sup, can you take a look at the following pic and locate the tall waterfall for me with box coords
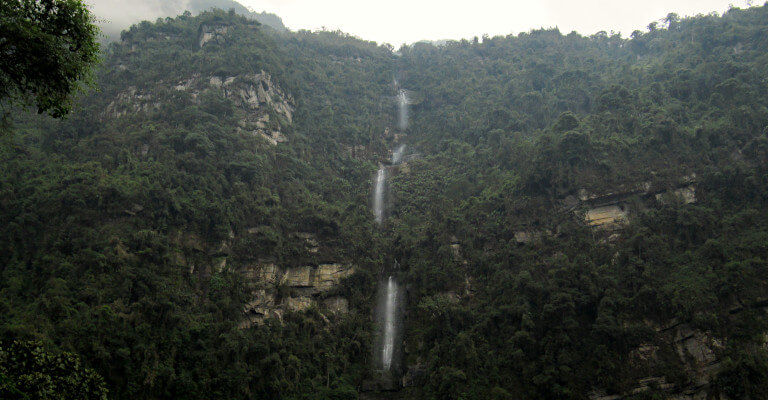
[381,276,399,370]
[368,83,411,378]
[372,160,403,372]
[397,90,409,131]
[373,167,387,224]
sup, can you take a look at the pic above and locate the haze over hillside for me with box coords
[91,0,285,40]
[90,0,757,46]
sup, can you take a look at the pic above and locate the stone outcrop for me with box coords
[105,71,295,146]
[198,24,229,48]
[169,230,234,278]
[656,186,696,204]
[241,262,355,326]
[323,297,349,314]
[449,235,461,258]
[569,176,698,231]
[591,318,735,400]
[585,205,628,229]
[315,263,356,290]
[165,229,351,327]
[279,263,355,291]
[104,86,161,118]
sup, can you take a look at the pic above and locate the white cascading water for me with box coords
[370,85,409,373]
[381,276,399,370]
[397,90,408,131]
[392,144,406,165]
[373,167,387,224]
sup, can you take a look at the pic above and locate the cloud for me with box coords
[87,0,753,44]
[88,0,192,38]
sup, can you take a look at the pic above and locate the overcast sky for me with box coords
[242,0,755,44]
[90,0,756,45]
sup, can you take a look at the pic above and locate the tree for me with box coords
[0,341,108,399]
[0,0,100,120]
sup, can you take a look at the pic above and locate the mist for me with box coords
[90,0,188,39]
[89,0,256,40]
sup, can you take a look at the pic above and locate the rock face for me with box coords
[166,228,353,327]
[105,71,295,146]
[198,24,229,48]
[279,263,355,291]
[571,178,697,231]
[585,205,628,229]
[169,230,234,279]
[591,319,735,400]
[656,186,696,204]
[215,71,295,145]
[241,262,355,327]
[315,263,356,290]
[323,297,349,314]
[104,86,161,118]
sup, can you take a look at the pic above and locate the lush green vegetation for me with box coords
[1,4,768,399]
[0,0,101,120]
[390,5,768,399]
[0,340,108,399]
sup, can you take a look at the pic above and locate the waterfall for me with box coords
[373,167,387,224]
[381,276,399,370]
[367,83,411,380]
[397,90,408,131]
[392,144,406,165]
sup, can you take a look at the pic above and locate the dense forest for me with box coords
[2,3,768,399]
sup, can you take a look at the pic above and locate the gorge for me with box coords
[1,4,768,400]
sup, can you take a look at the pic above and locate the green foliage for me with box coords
[0,340,108,399]
[1,4,768,400]
[386,4,768,399]
[714,351,768,398]
[0,0,100,119]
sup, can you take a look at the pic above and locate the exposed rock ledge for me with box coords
[589,307,768,400]
[198,24,229,48]
[104,70,295,147]
[511,177,698,244]
[568,175,698,230]
[241,262,355,327]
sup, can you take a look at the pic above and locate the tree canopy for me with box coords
[0,0,100,119]
[1,4,768,399]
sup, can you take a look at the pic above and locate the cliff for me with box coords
[241,262,355,326]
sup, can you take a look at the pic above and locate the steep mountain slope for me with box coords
[1,5,768,400]
[2,10,393,399]
[389,7,768,399]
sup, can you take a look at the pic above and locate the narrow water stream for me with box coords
[371,91,410,372]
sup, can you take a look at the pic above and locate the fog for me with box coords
[88,0,756,44]
[89,0,197,39]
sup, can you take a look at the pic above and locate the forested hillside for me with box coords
[2,4,768,400]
